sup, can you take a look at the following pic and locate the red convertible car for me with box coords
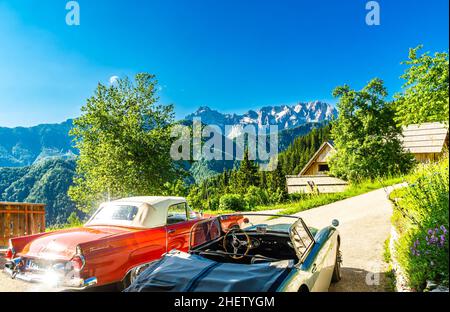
[3,196,206,290]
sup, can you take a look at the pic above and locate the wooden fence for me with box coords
[0,202,46,247]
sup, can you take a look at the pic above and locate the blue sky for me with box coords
[0,0,448,127]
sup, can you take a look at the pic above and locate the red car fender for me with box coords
[9,232,50,259]
[77,226,167,286]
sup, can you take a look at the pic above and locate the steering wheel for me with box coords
[222,228,251,259]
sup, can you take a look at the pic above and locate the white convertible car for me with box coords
[125,213,342,292]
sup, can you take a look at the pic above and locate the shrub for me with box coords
[245,186,270,209]
[392,154,449,290]
[219,194,248,211]
[207,196,220,211]
[288,192,308,202]
[268,188,286,205]
[67,211,83,227]
[46,211,84,232]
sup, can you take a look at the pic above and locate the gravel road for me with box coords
[0,186,399,292]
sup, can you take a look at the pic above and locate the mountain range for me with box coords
[0,119,76,167]
[185,101,336,139]
[0,102,336,168]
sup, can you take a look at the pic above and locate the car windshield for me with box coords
[91,204,139,222]
[189,213,313,252]
[219,214,298,233]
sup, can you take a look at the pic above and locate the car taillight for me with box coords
[6,240,15,259]
[5,248,14,260]
[71,245,85,271]
[71,255,85,271]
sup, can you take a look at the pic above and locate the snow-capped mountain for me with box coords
[185,101,337,138]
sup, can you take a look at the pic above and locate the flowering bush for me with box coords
[391,154,449,290]
[411,226,448,256]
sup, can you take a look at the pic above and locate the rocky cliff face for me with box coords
[185,101,336,138]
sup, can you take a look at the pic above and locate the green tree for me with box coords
[235,149,259,191]
[162,179,189,197]
[69,73,177,213]
[329,78,414,182]
[267,163,286,194]
[395,46,449,126]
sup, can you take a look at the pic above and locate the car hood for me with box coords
[19,226,137,261]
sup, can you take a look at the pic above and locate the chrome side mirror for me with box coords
[331,219,339,227]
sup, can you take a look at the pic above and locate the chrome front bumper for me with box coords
[3,259,98,290]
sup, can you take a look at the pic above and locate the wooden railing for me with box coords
[0,202,46,247]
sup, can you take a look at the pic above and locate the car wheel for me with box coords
[119,264,150,291]
[331,244,342,283]
[117,274,131,291]
[298,284,309,292]
[129,266,143,285]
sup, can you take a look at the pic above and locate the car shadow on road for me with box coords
[329,267,393,292]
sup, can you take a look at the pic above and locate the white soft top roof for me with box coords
[86,196,187,228]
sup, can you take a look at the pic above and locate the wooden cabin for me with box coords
[298,141,335,176]
[401,122,449,163]
[286,122,448,195]
[0,202,46,247]
[286,141,348,194]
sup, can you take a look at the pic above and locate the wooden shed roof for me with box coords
[298,141,335,176]
[401,122,449,154]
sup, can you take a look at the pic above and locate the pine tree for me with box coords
[236,149,259,191]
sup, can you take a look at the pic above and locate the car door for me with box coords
[309,237,334,291]
[166,202,199,252]
[290,218,328,291]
